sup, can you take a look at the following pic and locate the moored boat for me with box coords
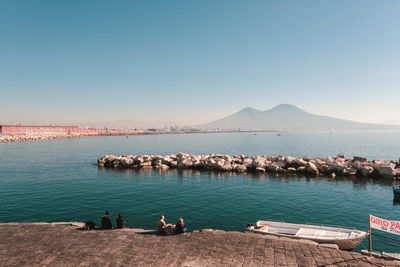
[245,220,368,250]
[393,186,400,199]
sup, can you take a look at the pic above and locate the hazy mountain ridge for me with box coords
[197,104,400,131]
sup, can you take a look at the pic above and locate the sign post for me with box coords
[369,214,400,235]
[369,214,400,256]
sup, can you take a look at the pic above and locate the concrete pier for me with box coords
[0,223,398,266]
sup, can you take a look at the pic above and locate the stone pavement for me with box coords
[0,223,399,266]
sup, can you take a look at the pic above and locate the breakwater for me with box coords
[98,153,400,179]
[0,133,98,143]
[0,130,250,143]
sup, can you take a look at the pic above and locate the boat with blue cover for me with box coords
[393,186,400,198]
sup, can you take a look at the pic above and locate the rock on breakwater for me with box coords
[98,153,400,179]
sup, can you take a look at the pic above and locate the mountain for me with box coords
[197,104,400,131]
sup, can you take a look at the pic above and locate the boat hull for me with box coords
[393,187,400,199]
[246,228,366,250]
[246,221,368,250]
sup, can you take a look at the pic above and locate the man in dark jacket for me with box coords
[116,213,125,229]
[101,211,112,229]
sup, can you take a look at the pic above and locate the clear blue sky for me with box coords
[1,0,399,125]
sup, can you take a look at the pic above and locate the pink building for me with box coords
[0,125,78,135]
[0,125,144,135]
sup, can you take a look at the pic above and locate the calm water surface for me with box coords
[1,131,400,251]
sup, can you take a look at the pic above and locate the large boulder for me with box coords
[332,161,346,172]
[192,160,201,168]
[375,164,395,177]
[234,164,247,173]
[352,161,361,170]
[268,163,280,172]
[224,155,233,163]
[274,161,286,168]
[343,167,357,176]
[185,160,193,167]
[177,159,187,168]
[252,158,266,168]
[295,158,307,166]
[222,163,233,171]
[326,156,334,165]
[306,162,319,175]
[133,157,144,165]
[155,164,169,170]
[152,159,162,166]
[121,157,133,167]
[285,156,295,165]
[320,165,333,173]
[315,158,326,166]
[361,166,374,177]
[242,158,253,167]
[162,157,172,165]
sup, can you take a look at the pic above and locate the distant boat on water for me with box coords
[393,186,400,199]
[246,220,367,250]
[393,179,400,199]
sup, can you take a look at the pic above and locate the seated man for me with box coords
[116,213,125,229]
[157,215,175,235]
[101,211,113,229]
[157,215,167,234]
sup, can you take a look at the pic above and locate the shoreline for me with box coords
[0,130,273,143]
[0,222,398,266]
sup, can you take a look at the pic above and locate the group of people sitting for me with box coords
[101,211,126,229]
[157,215,185,235]
[90,211,185,235]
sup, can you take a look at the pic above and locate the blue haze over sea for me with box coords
[1,131,400,251]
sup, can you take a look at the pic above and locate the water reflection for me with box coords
[98,167,394,187]
[393,198,400,206]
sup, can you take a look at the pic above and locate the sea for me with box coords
[1,131,400,252]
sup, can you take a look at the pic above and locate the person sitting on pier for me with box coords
[101,211,112,229]
[157,215,175,235]
[175,218,185,234]
[116,213,125,229]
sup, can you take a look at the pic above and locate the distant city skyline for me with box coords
[1,0,399,125]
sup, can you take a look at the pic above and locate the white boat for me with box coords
[245,220,368,250]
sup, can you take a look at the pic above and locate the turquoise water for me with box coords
[1,131,400,251]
